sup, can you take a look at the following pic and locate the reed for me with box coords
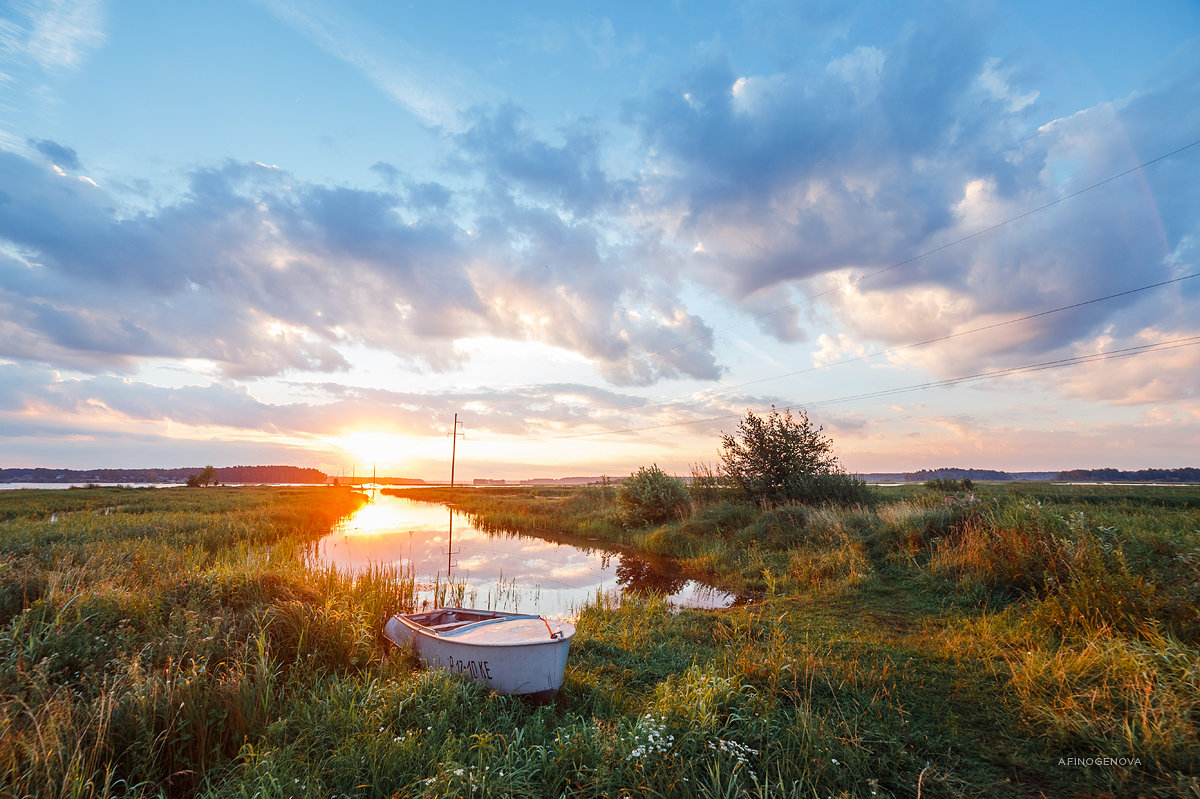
[384,482,1199,796]
[1,482,1196,797]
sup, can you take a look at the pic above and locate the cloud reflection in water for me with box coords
[313,493,738,618]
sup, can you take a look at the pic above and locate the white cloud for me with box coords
[0,141,722,385]
[826,45,885,99]
[254,0,481,128]
[978,57,1038,112]
[729,73,788,115]
[811,332,866,368]
[1052,328,1200,406]
[0,0,105,71]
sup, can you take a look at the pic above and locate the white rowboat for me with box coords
[384,608,575,702]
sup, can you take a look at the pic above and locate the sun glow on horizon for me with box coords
[329,431,430,474]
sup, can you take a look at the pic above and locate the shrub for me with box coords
[719,407,873,507]
[618,465,691,527]
[186,465,218,487]
[923,477,973,492]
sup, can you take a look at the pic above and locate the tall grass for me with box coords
[0,487,375,797]
[388,482,1200,796]
[2,483,1196,797]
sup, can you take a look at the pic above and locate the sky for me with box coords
[1,0,1198,481]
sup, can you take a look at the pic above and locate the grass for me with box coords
[1,482,1197,797]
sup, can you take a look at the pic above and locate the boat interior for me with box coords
[409,608,516,633]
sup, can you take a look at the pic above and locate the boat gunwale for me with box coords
[390,610,575,648]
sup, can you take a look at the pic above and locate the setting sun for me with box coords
[2,2,1197,795]
[329,431,426,474]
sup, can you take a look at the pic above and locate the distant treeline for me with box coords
[332,476,427,486]
[1055,467,1200,483]
[902,468,1057,482]
[901,467,1200,483]
[0,465,328,484]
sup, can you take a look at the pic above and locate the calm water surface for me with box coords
[313,493,738,619]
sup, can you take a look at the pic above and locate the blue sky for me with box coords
[1,0,1198,480]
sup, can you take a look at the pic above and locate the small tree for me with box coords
[618,465,690,527]
[186,465,218,487]
[719,407,869,506]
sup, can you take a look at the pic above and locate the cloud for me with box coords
[833,403,1200,473]
[0,141,720,384]
[442,104,720,384]
[620,11,1199,398]
[0,0,105,72]
[254,0,481,128]
[979,57,1038,112]
[623,17,1015,302]
[27,137,81,169]
[0,361,741,452]
[825,46,885,100]
[4,0,1198,449]
[1051,329,1200,406]
[811,332,867,368]
[454,104,632,218]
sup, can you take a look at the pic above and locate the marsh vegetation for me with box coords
[0,480,1196,797]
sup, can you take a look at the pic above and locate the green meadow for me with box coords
[1,483,1196,798]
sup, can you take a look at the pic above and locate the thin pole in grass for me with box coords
[447,507,455,578]
[450,413,465,487]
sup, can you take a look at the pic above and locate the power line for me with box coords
[550,335,1200,439]
[617,271,1199,414]
[644,136,1200,361]
[803,335,1200,408]
[477,138,1200,444]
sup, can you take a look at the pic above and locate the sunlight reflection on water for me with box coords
[312,493,739,618]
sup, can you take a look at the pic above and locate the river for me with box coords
[312,493,738,619]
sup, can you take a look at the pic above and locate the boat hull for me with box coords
[384,608,574,702]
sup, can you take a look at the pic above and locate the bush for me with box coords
[924,477,974,492]
[186,465,218,487]
[618,465,691,527]
[719,407,873,507]
[804,472,876,507]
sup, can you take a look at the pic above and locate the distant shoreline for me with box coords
[2,465,1197,486]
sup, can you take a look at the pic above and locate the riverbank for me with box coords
[391,481,1200,795]
[1,484,1195,797]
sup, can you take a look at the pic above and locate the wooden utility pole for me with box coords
[450,413,464,487]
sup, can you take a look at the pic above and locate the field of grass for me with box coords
[1,483,1196,797]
